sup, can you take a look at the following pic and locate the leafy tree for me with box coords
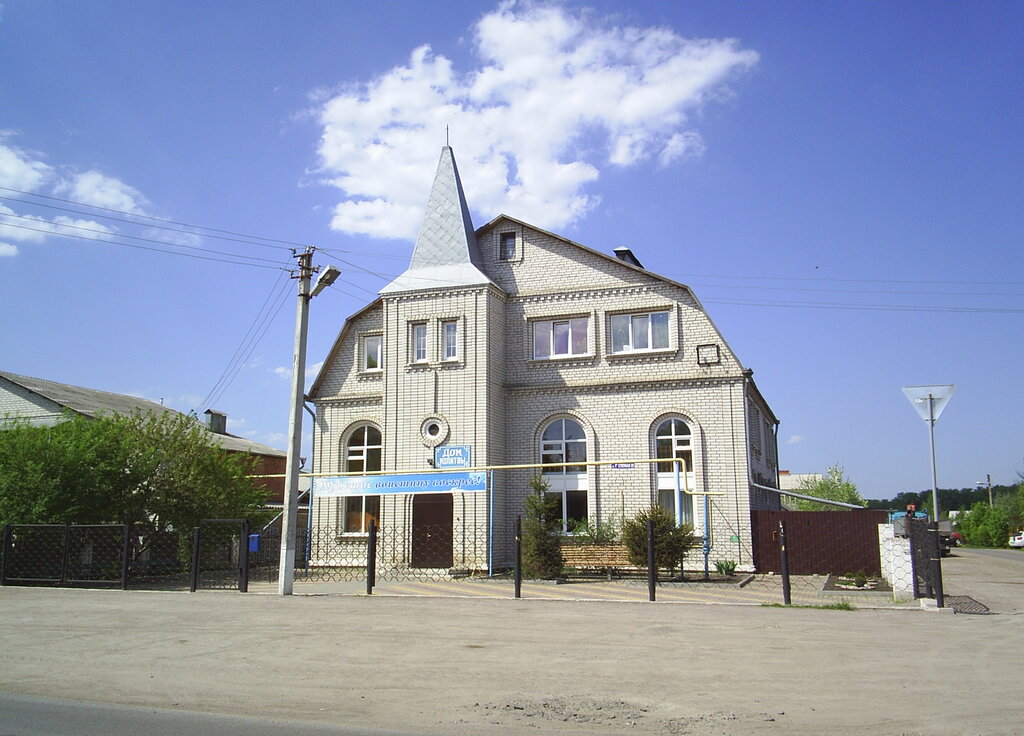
[0,411,267,531]
[521,477,563,579]
[794,464,865,511]
[621,506,695,573]
[958,502,1011,547]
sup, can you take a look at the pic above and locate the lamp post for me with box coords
[902,385,955,521]
[277,252,339,595]
[976,473,992,508]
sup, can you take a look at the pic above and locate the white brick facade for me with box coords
[308,148,780,573]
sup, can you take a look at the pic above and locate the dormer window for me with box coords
[499,232,516,261]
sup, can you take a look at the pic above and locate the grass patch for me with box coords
[762,601,856,611]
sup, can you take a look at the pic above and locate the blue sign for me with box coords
[610,463,635,469]
[435,445,471,469]
[315,471,486,497]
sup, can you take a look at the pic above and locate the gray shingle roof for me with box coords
[0,370,285,458]
[380,146,494,294]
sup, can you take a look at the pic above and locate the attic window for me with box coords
[499,232,516,261]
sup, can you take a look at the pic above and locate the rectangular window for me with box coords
[499,232,516,261]
[363,335,382,371]
[532,318,588,359]
[411,323,427,363]
[343,495,380,534]
[610,311,670,353]
[442,320,458,360]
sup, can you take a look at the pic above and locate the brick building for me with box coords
[308,146,780,572]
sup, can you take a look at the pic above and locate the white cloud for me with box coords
[0,141,53,192]
[0,142,164,257]
[0,242,18,257]
[0,202,114,245]
[54,170,148,214]
[273,366,291,379]
[787,434,804,445]
[314,1,758,239]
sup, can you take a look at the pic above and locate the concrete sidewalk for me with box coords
[263,573,909,609]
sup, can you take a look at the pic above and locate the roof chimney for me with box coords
[204,409,227,435]
[613,247,644,269]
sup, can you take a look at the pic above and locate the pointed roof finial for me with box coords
[446,125,449,147]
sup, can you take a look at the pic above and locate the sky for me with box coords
[1,1,1021,500]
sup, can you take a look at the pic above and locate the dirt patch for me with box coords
[464,698,777,734]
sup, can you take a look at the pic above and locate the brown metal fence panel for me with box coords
[751,510,889,575]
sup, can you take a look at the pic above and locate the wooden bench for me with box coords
[559,542,635,579]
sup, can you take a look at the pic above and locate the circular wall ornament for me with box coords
[420,415,450,447]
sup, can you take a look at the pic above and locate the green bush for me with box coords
[521,477,563,579]
[714,559,737,576]
[959,502,1011,547]
[621,506,695,572]
[567,516,619,544]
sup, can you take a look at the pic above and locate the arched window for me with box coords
[655,418,694,524]
[342,425,381,533]
[540,417,588,532]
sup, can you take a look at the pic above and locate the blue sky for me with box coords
[1,1,1021,500]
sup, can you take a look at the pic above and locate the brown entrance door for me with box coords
[411,493,454,568]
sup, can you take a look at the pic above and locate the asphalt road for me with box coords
[0,693,417,736]
[1,547,1021,736]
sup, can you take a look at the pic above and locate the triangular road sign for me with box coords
[902,384,956,422]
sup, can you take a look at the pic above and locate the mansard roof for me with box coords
[380,146,494,295]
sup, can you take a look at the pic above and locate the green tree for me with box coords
[521,477,563,579]
[0,411,267,531]
[794,464,865,511]
[620,506,695,573]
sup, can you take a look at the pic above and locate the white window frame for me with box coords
[610,310,670,354]
[532,317,589,359]
[342,425,382,535]
[540,417,589,533]
[442,320,458,361]
[362,334,382,372]
[655,418,694,526]
[410,322,427,364]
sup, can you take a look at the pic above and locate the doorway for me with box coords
[411,493,453,568]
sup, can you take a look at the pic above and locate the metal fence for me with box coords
[0,521,253,592]
[907,517,945,607]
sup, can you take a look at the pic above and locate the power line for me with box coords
[0,185,308,250]
[0,213,288,265]
[197,272,295,412]
[688,280,1024,298]
[669,270,1024,288]
[703,298,1024,314]
[0,194,303,252]
[0,221,289,270]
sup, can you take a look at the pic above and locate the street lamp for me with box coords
[277,251,336,595]
[902,385,956,521]
[976,473,992,508]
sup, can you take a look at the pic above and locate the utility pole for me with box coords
[278,248,313,595]
[977,473,993,508]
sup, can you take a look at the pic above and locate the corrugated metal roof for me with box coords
[0,370,285,457]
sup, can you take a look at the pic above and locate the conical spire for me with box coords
[380,146,492,294]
